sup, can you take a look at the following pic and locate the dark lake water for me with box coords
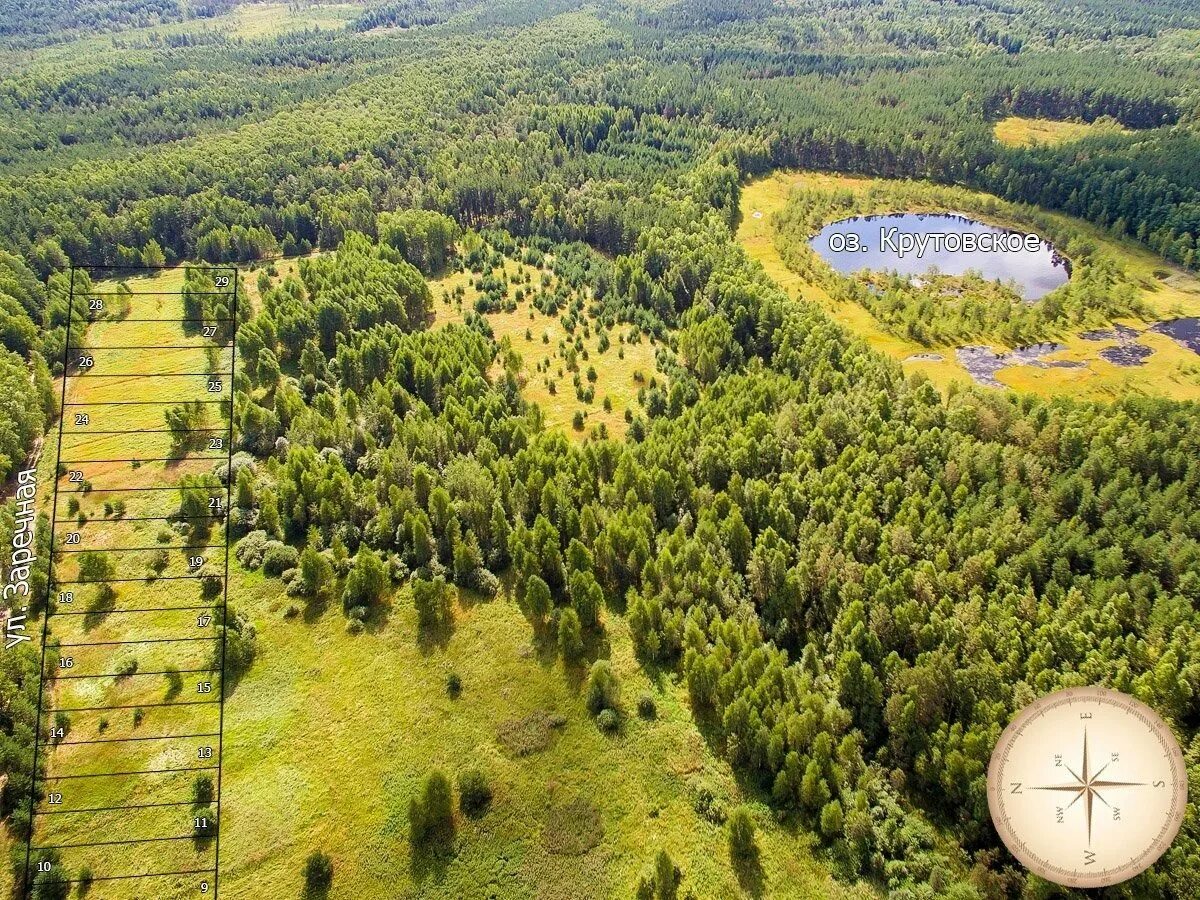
[1150,318,1200,354]
[810,213,1070,300]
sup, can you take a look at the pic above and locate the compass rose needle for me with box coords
[1083,728,1093,844]
[1030,729,1146,844]
[1086,782,1094,845]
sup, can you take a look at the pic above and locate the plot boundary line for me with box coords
[19,263,238,898]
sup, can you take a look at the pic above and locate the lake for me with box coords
[810,213,1070,300]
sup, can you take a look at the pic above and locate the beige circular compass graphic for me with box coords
[987,686,1187,888]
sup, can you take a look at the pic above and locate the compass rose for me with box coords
[1030,728,1144,844]
[987,686,1187,888]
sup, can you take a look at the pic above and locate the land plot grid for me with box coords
[21,264,240,899]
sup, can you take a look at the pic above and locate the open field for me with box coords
[213,575,866,900]
[225,2,363,39]
[992,116,1127,147]
[429,259,660,441]
[739,170,1200,401]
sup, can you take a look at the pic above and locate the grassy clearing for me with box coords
[0,3,358,78]
[992,116,1127,147]
[429,259,660,441]
[216,578,866,899]
[739,170,1200,401]
[226,3,362,39]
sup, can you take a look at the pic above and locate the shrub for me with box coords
[199,568,223,600]
[728,806,757,859]
[262,541,299,577]
[694,785,727,825]
[412,575,454,631]
[458,768,492,815]
[446,672,462,698]
[558,607,583,660]
[525,574,552,623]
[164,668,183,700]
[342,546,389,614]
[596,708,619,732]
[472,567,500,597]
[820,799,844,838]
[212,606,256,684]
[192,774,215,808]
[585,660,620,715]
[148,548,169,576]
[297,546,334,601]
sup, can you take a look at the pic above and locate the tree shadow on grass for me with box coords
[361,598,392,635]
[301,591,331,625]
[409,830,455,887]
[562,630,612,694]
[733,851,766,899]
[529,620,560,667]
[82,584,117,631]
[416,617,453,655]
[632,652,676,693]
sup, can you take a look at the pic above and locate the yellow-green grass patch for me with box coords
[993,116,1127,147]
[213,578,867,899]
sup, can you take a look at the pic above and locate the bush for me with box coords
[303,850,333,894]
[234,530,270,569]
[412,575,454,631]
[262,541,299,577]
[728,806,756,859]
[820,799,844,838]
[199,568,223,600]
[558,607,583,660]
[148,548,169,576]
[596,708,619,732]
[342,546,389,614]
[212,606,256,684]
[446,671,462,698]
[192,774,215,808]
[472,567,500,597]
[694,785,727,825]
[458,768,492,815]
[30,850,69,900]
[525,574,552,623]
[636,693,657,719]
[585,660,620,715]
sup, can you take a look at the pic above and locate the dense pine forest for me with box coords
[3,1,1200,898]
